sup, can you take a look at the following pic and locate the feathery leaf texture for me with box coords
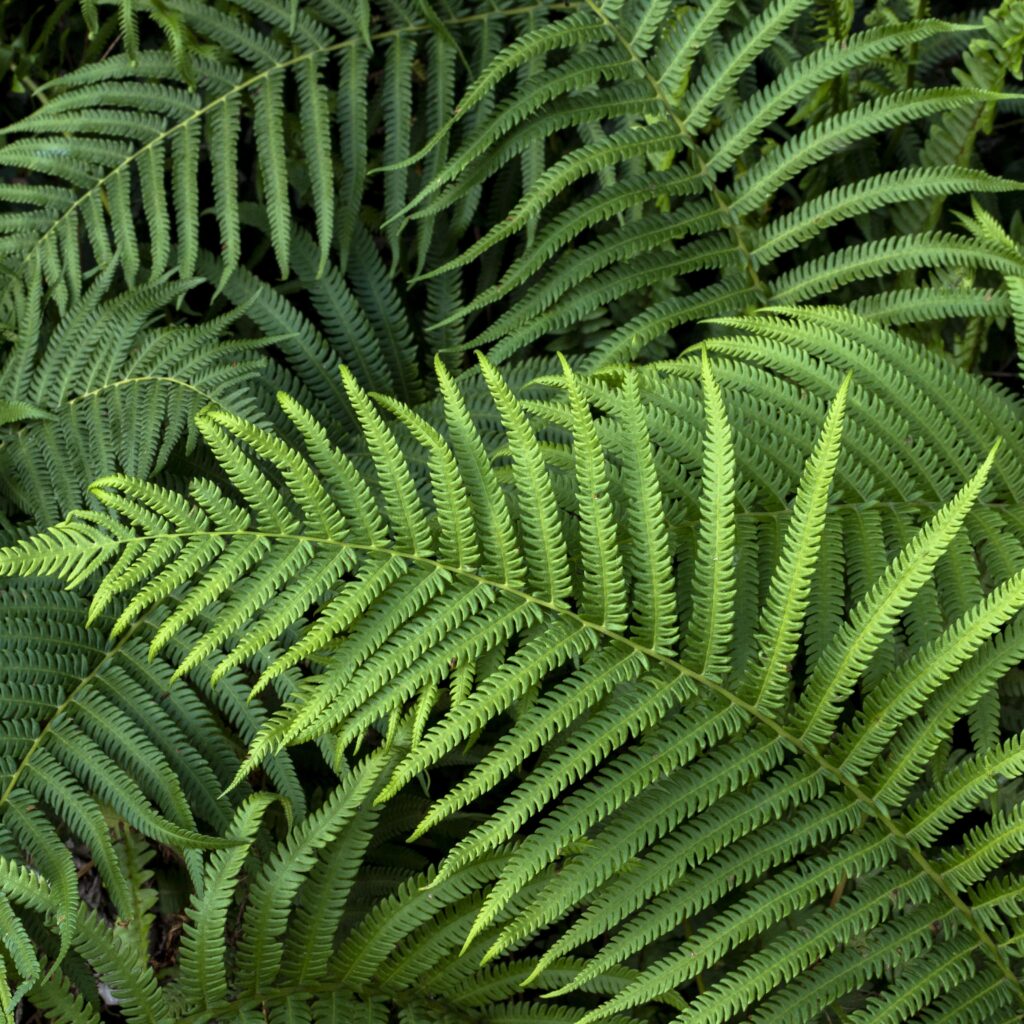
[3,0,1024,1021]
[385,2,1023,365]
[3,312,1024,1020]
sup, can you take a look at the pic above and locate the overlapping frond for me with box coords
[388,1,1023,366]
[0,0,556,323]
[12,754,647,1024]
[1,0,342,303]
[0,579,301,1012]
[3,311,1024,1021]
[0,276,265,525]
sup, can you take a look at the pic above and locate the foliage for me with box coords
[1,0,1024,1022]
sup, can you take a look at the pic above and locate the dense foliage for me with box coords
[2,0,1024,1021]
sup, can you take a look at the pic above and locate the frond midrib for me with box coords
[67,519,1024,1004]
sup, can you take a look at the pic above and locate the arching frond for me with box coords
[0,276,266,526]
[15,757,648,1024]
[388,3,1022,366]
[3,311,1024,1022]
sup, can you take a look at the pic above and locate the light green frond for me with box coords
[477,353,571,604]
[682,353,737,678]
[340,366,432,555]
[743,373,850,712]
[3,307,1024,1020]
[795,444,999,748]
[561,354,627,632]
[617,370,678,653]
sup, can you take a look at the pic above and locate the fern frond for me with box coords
[0,278,265,526]
[375,4,1022,366]
[744,372,850,712]
[0,581,283,999]
[4,9,1024,1004]
[4,312,1024,1019]
[0,0,547,318]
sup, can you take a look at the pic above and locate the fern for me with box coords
[4,313,1024,1020]
[3,1,1024,1022]
[386,0,1024,366]
[0,275,266,525]
[0,579,305,1007]
[0,0,566,320]
[13,754,640,1024]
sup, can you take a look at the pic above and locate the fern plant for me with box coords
[5,313,1024,1020]
[3,0,1024,375]
[2,0,1024,1021]
[11,749,652,1024]
[0,273,268,525]
[387,0,1024,368]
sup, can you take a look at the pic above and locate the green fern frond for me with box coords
[3,311,1024,1020]
[0,581,275,999]
[385,3,1020,365]
[0,0,551,315]
[0,277,266,526]
[14,761,647,1023]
